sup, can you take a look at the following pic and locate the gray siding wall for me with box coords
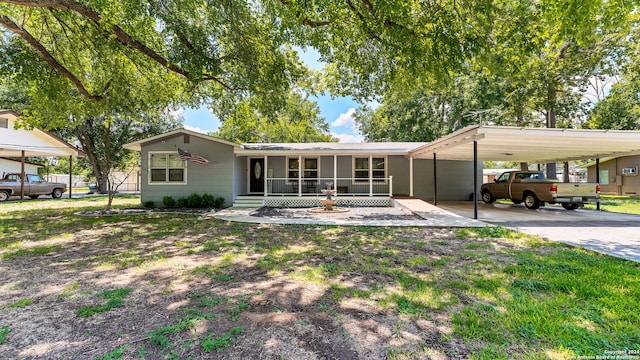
[387,157,479,201]
[140,134,235,206]
[234,156,247,198]
[587,155,640,195]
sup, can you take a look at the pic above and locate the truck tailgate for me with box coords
[555,183,598,197]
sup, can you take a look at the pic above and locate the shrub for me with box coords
[186,193,204,208]
[176,197,189,208]
[142,200,155,209]
[162,196,176,208]
[214,196,225,209]
[202,193,216,208]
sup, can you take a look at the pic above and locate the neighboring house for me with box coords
[124,129,478,207]
[0,158,41,177]
[586,153,640,195]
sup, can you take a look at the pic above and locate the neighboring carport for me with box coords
[408,125,640,219]
[0,110,85,199]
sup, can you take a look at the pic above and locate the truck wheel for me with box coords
[29,195,39,199]
[523,193,540,210]
[51,188,63,199]
[562,203,579,210]
[481,190,495,204]
[0,190,9,202]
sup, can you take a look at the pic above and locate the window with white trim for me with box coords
[353,157,386,181]
[149,152,186,184]
[287,157,318,180]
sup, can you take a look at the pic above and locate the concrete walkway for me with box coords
[212,199,485,227]
[439,201,640,263]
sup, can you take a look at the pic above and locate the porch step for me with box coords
[232,196,265,208]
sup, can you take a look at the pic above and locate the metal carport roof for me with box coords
[409,125,640,162]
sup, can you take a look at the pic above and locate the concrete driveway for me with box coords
[437,201,640,263]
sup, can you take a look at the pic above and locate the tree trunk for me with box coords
[520,162,528,171]
[563,161,570,182]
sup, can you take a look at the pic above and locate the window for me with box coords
[288,157,318,180]
[0,117,7,129]
[496,173,510,183]
[354,157,386,181]
[149,152,186,184]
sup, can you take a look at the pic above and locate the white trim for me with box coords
[148,151,187,185]
[409,156,414,197]
[247,157,266,194]
[352,155,387,184]
[124,128,240,151]
[286,155,320,183]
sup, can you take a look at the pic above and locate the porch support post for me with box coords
[369,155,373,196]
[264,155,268,196]
[473,141,478,220]
[409,156,414,197]
[69,155,73,199]
[596,158,600,211]
[20,150,25,200]
[389,176,393,197]
[298,155,302,197]
[333,155,337,190]
[433,153,437,206]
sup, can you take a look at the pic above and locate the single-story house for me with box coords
[586,153,640,195]
[123,129,479,207]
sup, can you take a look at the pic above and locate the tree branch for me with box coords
[1,0,233,89]
[0,13,103,100]
[278,0,330,28]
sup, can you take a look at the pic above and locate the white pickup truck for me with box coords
[481,170,600,210]
[0,173,67,202]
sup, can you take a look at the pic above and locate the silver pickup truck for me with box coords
[481,170,600,210]
[0,173,67,201]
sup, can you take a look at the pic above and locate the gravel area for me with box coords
[250,206,423,220]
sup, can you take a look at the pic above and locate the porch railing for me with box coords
[266,177,392,197]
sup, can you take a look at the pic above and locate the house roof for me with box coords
[0,110,85,157]
[123,128,241,151]
[238,142,427,155]
[583,151,640,168]
[410,125,640,162]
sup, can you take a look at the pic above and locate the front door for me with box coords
[249,158,264,193]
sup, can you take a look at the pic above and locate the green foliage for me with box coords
[162,196,176,208]
[77,287,132,317]
[2,245,62,259]
[100,345,130,360]
[163,193,224,209]
[142,201,155,209]
[0,298,33,309]
[200,327,245,353]
[215,93,336,143]
[0,326,8,344]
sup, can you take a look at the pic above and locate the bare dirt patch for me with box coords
[0,199,556,359]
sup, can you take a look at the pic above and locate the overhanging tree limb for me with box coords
[0,0,233,91]
[0,13,103,100]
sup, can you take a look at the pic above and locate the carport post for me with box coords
[20,150,25,200]
[596,158,600,211]
[473,141,478,220]
[69,156,73,199]
[433,153,437,206]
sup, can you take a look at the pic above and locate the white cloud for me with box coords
[331,132,364,143]
[331,108,357,128]
[183,125,212,134]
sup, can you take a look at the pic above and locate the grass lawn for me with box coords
[0,195,639,359]
[583,195,640,215]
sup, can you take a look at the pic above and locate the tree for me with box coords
[214,93,336,143]
[0,0,309,115]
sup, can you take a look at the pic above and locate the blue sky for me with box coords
[182,49,364,142]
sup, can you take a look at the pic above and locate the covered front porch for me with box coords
[242,154,397,197]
